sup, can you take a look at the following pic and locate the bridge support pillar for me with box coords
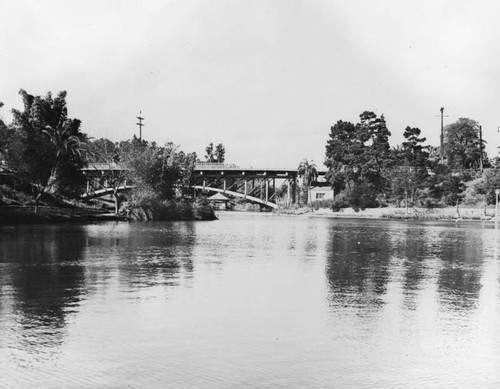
[265,179,269,203]
[244,180,247,198]
[287,180,291,206]
[223,179,226,193]
[291,179,297,204]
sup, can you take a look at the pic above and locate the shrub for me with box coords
[330,192,350,211]
[348,183,379,209]
[311,199,334,210]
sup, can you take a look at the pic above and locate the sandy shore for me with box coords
[307,206,498,221]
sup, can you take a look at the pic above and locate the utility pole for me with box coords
[438,107,448,164]
[479,125,483,172]
[136,111,145,143]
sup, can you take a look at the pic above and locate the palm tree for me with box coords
[43,119,83,183]
[297,159,318,206]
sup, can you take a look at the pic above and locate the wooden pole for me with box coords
[136,111,144,143]
[440,107,445,164]
[479,125,483,172]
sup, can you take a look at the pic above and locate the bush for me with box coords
[244,203,261,212]
[348,183,379,209]
[125,197,216,221]
[330,192,350,212]
[311,199,334,210]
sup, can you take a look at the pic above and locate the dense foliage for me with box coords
[0,89,200,214]
[2,89,500,214]
[444,118,488,169]
[205,142,225,163]
[323,111,500,209]
[1,91,88,209]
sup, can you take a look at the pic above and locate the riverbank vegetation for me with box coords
[2,89,499,223]
[0,89,216,223]
[312,111,500,217]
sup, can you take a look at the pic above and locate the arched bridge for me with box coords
[81,162,326,209]
[193,163,308,209]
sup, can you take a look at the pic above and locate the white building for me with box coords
[310,186,334,201]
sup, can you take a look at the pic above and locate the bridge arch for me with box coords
[193,185,278,209]
[80,185,134,199]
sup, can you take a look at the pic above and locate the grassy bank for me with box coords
[306,206,499,221]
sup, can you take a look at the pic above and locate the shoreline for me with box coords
[305,206,499,221]
[2,204,498,226]
[0,205,130,226]
[0,200,218,226]
[275,206,499,222]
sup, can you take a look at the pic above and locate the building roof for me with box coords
[208,193,230,201]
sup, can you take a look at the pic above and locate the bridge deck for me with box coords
[82,162,325,177]
[194,163,326,178]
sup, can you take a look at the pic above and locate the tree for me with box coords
[401,126,429,171]
[389,126,429,208]
[325,111,392,204]
[132,141,197,201]
[297,159,318,206]
[42,117,86,194]
[427,164,465,206]
[214,143,225,163]
[325,120,361,192]
[205,142,225,163]
[11,90,87,210]
[357,111,392,191]
[444,118,486,169]
[86,138,132,214]
[0,102,10,167]
[176,150,198,198]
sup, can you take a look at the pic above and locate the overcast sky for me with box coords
[1,0,499,168]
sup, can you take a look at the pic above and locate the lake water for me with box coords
[1,213,499,388]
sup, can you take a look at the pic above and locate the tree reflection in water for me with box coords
[325,223,393,310]
[324,221,486,316]
[433,228,484,311]
[0,222,198,362]
[82,222,196,290]
[0,225,87,358]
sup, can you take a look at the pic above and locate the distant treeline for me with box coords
[1,91,500,213]
[0,90,215,214]
[318,111,500,209]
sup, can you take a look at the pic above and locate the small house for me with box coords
[310,187,334,201]
[208,192,230,210]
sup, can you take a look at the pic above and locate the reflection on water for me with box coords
[326,222,487,312]
[326,223,394,310]
[0,225,87,364]
[1,216,500,388]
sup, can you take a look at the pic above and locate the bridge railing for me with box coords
[195,163,241,170]
[82,163,130,171]
[195,163,310,172]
